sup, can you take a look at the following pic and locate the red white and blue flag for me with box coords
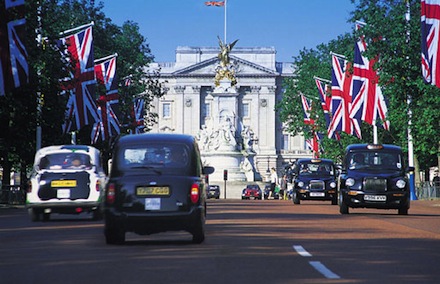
[306,132,322,158]
[131,98,145,134]
[0,0,28,96]
[300,94,315,125]
[315,78,340,140]
[350,23,390,130]
[205,1,225,6]
[91,55,120,143]
[328,54,362,139]
[421,0,440,88]
[58,25,98,133]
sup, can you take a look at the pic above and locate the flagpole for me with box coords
[406,0,416,200]
[224,0,227,44]
[313,76,331,84]
[59,21,94,36]
[94,53,118,64]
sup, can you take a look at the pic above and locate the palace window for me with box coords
[242,103,250,118]
[162,103,171,118]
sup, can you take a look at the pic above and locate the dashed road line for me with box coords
[293,245,341,279]
[292,245,312,257]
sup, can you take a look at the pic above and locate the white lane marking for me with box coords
[292,245,312,257]
[309,261,341,279]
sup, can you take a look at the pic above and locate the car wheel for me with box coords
[331,196,338,205]
[92,209,103,221]
[293,192,300,205]
[43,212,50,221]
[339,193,349,214]
[192,215,205,244]
[398,206,409,215]
[29,208,40,222]
[105,219,125,245]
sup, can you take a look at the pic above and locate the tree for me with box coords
[0,0,164,187]
[278,0,439,175]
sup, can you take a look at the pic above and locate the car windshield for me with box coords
[38,153,92,170]
[298,162,334,176]
[347,151,402,171]
[118,143,190,171]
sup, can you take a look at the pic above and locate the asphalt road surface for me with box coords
[1,199,440,284]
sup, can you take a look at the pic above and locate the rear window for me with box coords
[38,153,92,170]
[117,143,191,173]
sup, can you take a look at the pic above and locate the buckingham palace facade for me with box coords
[147,46,312,181]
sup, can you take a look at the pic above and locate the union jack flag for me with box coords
[421,0,440,88]
[131,98,145,134]
[58,25,98,133]
[306,132,322,158]
[328,54,362,139]
[0,0,28,96]
[315,78,331,126]
[205,1,225,6]
[350,23,390,130]
[300,94,315,125]
[91,55,120,143]
[315,78,340,140]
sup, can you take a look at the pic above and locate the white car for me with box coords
[27,145,106,221]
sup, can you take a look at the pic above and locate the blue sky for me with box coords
[101,0,356,63]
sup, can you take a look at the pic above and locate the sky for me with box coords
[101,0,356,63]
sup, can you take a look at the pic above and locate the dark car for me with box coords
[291,158,338,205]
[206,184,220,199]
[103,133,214,244]
[242,184,262,200]
[338,144,413,215]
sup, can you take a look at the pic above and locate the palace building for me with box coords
[147,46,312,181]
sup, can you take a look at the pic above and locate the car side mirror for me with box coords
[203,166,215,175]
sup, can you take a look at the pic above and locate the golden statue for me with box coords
[218,36,238,67]
[215,36,238,87]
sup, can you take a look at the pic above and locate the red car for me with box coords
[241,184,262,200]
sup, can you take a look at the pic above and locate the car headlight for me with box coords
[298,181,304,187]
[345,178,355,187]
[329,181,337,188]
[396,179,406,189]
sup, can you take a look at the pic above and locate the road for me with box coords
[1,199,440,284]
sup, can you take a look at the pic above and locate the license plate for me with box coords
[51,180,77,187]
[310,192,325,197]
[57,189,70,199]
[137,186,170,196]
[364,195,386,201]
[145,198,161,210]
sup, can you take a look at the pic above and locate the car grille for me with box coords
[364,178,387,192]
[309,180,324,190]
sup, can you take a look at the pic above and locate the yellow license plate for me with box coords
[137,186,169,195]
[51,180,77,187]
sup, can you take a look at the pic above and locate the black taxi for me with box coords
[291,158,338,205]
[338,144,413,215]
[103,133,214,244]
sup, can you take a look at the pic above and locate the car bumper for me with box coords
[26,201,100,213]
[341,191,409,209]
[296,189,337,201]
[104,206,203,234]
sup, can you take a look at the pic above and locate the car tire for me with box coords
[192,215,205,244]
[29,208,40,222]
[398,206,409,215]
[293,192,300,205]
[331,196,338,205]
[43,212,50,222]
[92,209,103,221]
[339,200,349,214]
[105,219,125,245]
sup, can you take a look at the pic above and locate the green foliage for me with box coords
[278,0,439,170]
[0,0,165,178]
